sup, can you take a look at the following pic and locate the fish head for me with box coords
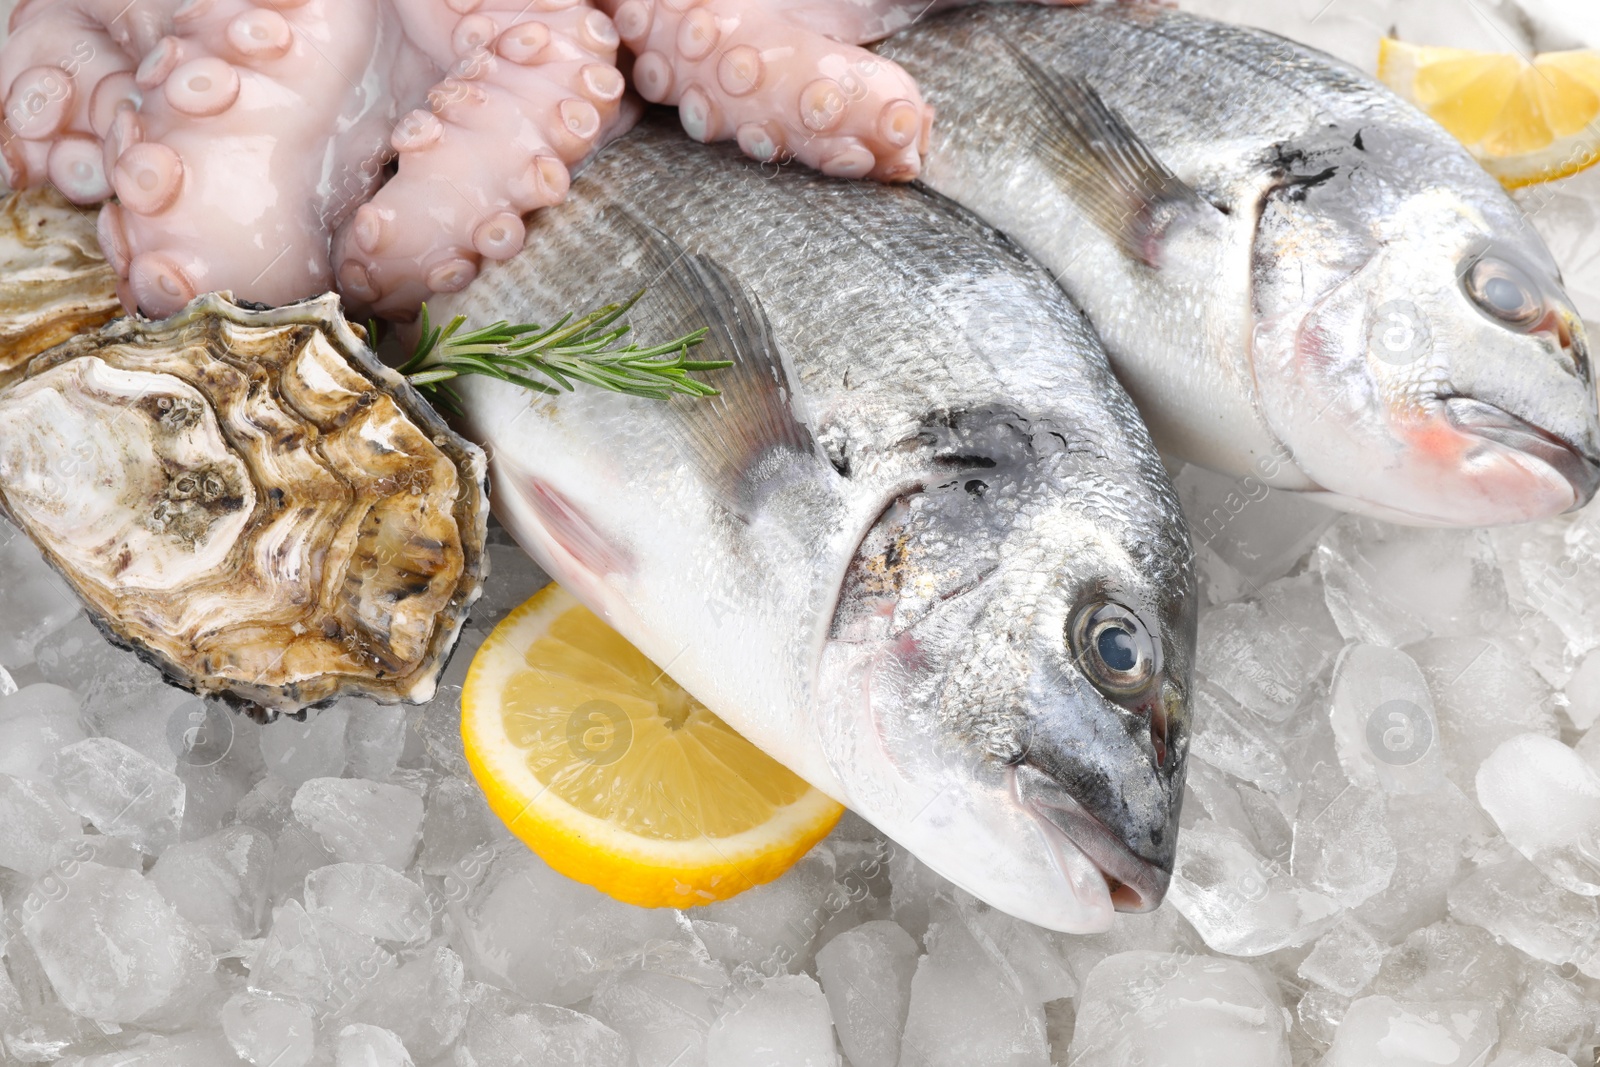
[1249,123,1600,525]
[820,433,1195,933]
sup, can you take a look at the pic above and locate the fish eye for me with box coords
[1464,256,1543,329]
[1070,601,1158,697]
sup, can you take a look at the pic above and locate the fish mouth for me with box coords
[1444,397,1600,512]
[1014,764,1170,913]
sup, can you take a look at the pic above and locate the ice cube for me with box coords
[589,938,728,1067]
[1328,645,1446,794]
[1066,950,1290,1067]
[888,845,947,943]
[0,683,85,783]
[343,943,468,1062]
[1319,519,1504,644]
[259,706,348,787]
[64,1031,246,1066]
[1294,987,1349,1052]
[454,848,672,1005]
[1490,1051,1582,1067]
[237,774,296,837]
[1354,783,1493,940]
[1169,819,1341,956]
[691,848,838,975]
[1498,962,1593,1061]
[149,824,274,950]
[31,615,168,731]
[1447,857,1600,976]
[52,736,185,852]
[960,902,1077,1004]
[1372,920,1524,1007]
[1194,584,1342,723]
[0,773,77,877]
[252,897,397,1016]
[20,861,212,1023]
[221,990,316,1067]
[344,700,408,781]
[174,708,261,842]
[455,983,633,1067]
[1188,685,1294,794]
[1561,648,1600,731]
[50,831,143,870]
[1490,520,1600,672]
[418,775,500,879]
[335,1023,414,1067]
[1176,462,1335,600]
[897,918,1048,1067]
[407,645,473,780]
[290,777,423,869]
[0,520,82,668]
[1057,897,1207,989]
[268,819,339,905]
[304,863,431,945]
[706,973,838,1067]
[1290,776,1396,908]
[1411,637,1560,794]
[1320,995,1498,1067]
[1297,916,1386,997]
[468,537,551,637]
[1579,722,1600,775]
[1476,733,1600,896]
[814,920,918,1067]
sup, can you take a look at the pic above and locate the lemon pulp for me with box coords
[1378,39,1600,187]
[462,583,843,907]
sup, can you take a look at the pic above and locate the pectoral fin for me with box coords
[1005,42,1212,269]
[618,212,830,521]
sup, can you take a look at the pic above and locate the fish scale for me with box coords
[435,116,1196,932]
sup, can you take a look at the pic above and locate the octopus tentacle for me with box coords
[331,1,627,319]
[107,0,409,316]
[0,0,166,199]
[603,0,931,181]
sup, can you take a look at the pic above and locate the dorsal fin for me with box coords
[618,212,825,519]
[1003,40,1211,268]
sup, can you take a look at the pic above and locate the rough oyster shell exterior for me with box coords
[0,291,488,718]
[0,187,121,389]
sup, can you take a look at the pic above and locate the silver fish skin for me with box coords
[883,3,1600,526]
[431,117,1197,932]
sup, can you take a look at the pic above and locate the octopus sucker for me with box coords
[0,286,489,720]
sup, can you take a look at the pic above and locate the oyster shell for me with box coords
[0,187,121,389]
[0,291,488,717]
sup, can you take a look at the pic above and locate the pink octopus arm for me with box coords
[332,0,628,319]
[1,0,438,316]
[0,0,624,319]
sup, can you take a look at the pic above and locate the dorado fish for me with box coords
[431,116,1197,932]
[883,3,1600,526]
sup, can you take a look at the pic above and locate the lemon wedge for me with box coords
[1378,38,1600,187]
[461,582,843,907]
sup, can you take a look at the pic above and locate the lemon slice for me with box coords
[1378,38,1600,187]
[461,583,843,907]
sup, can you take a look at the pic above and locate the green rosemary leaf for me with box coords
[401,289,727,404]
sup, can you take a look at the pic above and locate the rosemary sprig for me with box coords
[391,291,724,413]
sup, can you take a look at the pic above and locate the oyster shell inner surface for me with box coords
[0,292,488,717]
